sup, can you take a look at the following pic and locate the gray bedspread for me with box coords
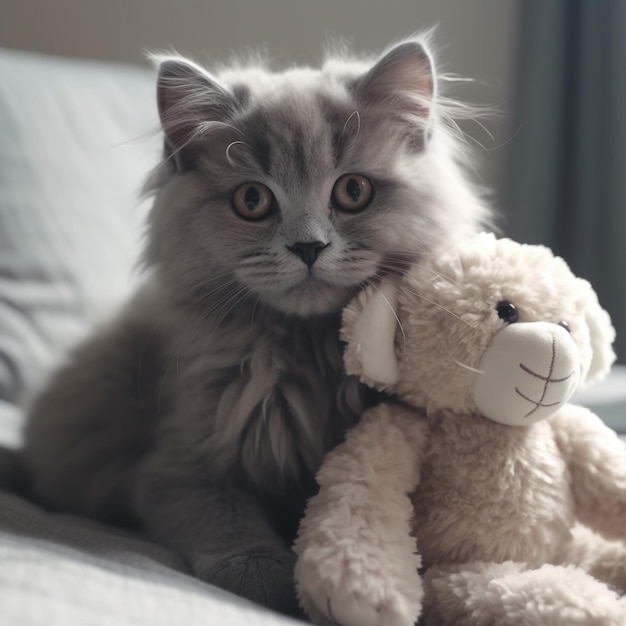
[0,399,302,625]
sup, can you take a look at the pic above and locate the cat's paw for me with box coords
[297,571,421,626]
[192,544,301,617]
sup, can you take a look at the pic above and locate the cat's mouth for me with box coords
[283,280,354,315]
[237,254,382,317]
[255,275,359,317]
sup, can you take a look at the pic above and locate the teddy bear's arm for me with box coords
[294,402,429,626]
[552,403,626,541]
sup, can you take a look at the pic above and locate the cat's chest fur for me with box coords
[410,413,575,569]
[159,301,364,501]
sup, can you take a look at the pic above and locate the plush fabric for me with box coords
[0,47,159,405]
[572,364,626,433]
[295,235,626,626]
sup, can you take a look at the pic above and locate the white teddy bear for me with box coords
[294,233,626,626]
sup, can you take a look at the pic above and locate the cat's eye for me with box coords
[332,174,373,212]
[231,183,274,221]
[496,300,519,324]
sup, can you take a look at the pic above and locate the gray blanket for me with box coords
[0,401,300,626]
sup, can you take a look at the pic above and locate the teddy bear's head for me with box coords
[342,233,616,426]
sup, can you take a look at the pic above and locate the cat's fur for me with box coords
[21,35,491,614]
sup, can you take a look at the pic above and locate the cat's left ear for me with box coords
[154,55,235,153]
[356,39,435,130]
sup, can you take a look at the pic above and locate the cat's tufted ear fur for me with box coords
[341,279,400,387]
[578,278,617,386]
[355,39,435,132]
[155,56,235,153]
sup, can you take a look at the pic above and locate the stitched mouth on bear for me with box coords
[515,339,575,418]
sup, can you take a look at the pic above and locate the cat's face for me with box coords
[146,41,488,317]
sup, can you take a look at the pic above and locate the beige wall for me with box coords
[0,0,519,202]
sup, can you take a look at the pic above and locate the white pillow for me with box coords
[0,48,160,405]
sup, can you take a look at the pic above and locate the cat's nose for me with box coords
[286,241,330,268]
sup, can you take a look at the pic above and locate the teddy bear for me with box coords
[294,233,626,626]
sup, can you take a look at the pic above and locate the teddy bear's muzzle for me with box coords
[473,322,581,426]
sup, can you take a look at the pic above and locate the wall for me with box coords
[0,0,519,202]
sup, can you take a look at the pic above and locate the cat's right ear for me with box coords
[155,56,234,152]
[356,38,436,131]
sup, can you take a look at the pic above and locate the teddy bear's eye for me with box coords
[496,300,519,324]
[558,320,571,333]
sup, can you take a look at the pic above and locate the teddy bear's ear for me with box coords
[579,278,617,386]
[341,279,400,387]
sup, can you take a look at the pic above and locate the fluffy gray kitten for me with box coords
[21,36,490,615]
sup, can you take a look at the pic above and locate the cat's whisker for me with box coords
[135,327,159,418]
[418,266,462,287]
[238,255,278,267]
[486,125,524,153]
[198,283,247,320]
[468,117,496,144]
[370,282,406,349]
[468,342,490,351]
[250,294,262,330]
[196,120,247,139]
[194,285,251,395]
[162,114,247,167]
[173,279,243,378]
[382,280,487,333]
[188,278,240,311]
[373,261,462,288]
[453,359,485,374]
[216,286,251,328]
[181,268,237,287]
[465,133,490,154]
[371,276,493,350]
[342,110,361,140]
[226,141,253,167]
[173,281,248,385]
[404,292,477,330]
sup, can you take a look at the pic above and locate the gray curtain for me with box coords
[505,0,626,362]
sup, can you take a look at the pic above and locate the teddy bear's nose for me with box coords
[473,322,581,427]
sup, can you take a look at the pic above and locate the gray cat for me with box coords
[20,36,490,615]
